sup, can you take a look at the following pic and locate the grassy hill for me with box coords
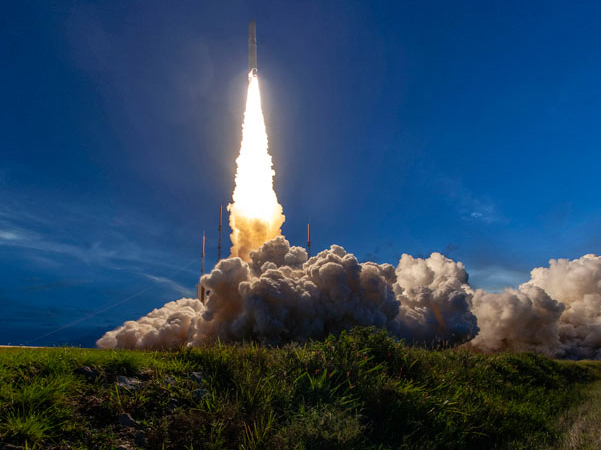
[1,327,600,450]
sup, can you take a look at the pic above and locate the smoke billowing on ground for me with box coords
[97,237,601,360]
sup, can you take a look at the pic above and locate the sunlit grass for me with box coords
[0,410,54,446]
[1,328,600,449]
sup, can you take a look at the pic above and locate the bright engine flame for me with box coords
[227,73,285,261]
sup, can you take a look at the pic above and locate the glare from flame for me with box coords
[227,73,285,261]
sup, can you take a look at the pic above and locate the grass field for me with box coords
[1,327,600,450]
[546,379,601,450]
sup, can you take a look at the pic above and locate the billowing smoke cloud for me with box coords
[466,254,601,359]
[97,238,477,349]
[97,298,204,350]
[527,255,601,359]
[392,253,478,346]
[97,238,601,359]
[466,286,565,355]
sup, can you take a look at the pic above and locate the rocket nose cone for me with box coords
[249,19,256,34]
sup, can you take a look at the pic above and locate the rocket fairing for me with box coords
[249,19,258,75]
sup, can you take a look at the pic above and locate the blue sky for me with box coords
[2,0,600,346]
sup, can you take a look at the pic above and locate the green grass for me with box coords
[542,379,601,450]
[1,327,600,449]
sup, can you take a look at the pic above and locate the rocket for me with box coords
[249,19,258,75]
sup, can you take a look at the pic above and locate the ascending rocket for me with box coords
[249,19,258,75]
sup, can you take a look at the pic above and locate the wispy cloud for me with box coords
[0,229,30,241]
[438,178,506,225]
[0,222,131,265]
[0,200,196,273]
[141,274,193,297]
[19,278,91,293]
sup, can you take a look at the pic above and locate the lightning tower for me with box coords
[196,232,206,303]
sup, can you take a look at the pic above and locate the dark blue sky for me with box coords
[2,0,600,346]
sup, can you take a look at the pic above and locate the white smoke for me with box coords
[466,286,564,355]
[391,253,478,345]
[526,255,601,359]
[98,237,477,349]
[465,254,601,359]
[97,240,601,359]
[96,298,204,350]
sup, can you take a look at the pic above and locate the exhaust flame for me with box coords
[228,73,285,261]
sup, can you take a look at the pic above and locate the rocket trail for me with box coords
[228,20,285,261]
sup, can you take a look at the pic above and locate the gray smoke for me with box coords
[97,237,477,349]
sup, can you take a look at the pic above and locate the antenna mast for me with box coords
[307,223,311,258]
[217,205,222,261]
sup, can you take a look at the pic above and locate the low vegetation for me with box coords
[545,379,601,450]
[1,327,600,449]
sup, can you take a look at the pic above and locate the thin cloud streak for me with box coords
[0,200,196,272]
[438,177,506,225]
[141,273,193,297]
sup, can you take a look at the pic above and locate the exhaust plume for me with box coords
[227,74,285,261]
[97,236,601,359]
[97,233,601,360]
[97,238,477,349]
